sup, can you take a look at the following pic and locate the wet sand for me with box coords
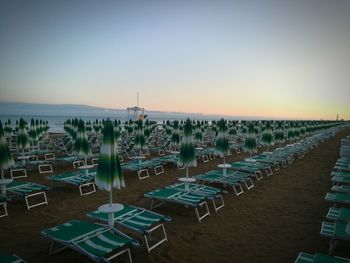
[1,127,350,263]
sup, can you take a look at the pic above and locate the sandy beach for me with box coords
[1,127,349,263]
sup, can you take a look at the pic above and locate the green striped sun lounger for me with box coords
[49,171,96,196]
[295,252,349,263]
[144,188,210,222]
[7,181,48,210]
[166,183,225,212]
[229,162,264,180]
[0,194,8,217]
[326,207,350,223]
[87,205,171,253]
[325,192,350,206]
[41,220,139,263]
[331,185,350,194]
[194,172,246,196]
[0,252,26,263]
[205,169,254,190]
[321,221,350,254]
[331,176,350,185]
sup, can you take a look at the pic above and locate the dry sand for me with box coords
[1,127,350,263]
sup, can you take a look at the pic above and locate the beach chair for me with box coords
[41,220,139,263]
[320,221,350,254]
[144,188,210,222]
[0,194,8,217]
[326,207,350,223]
[0,251,26,263]
[325,192,350,206]
[10,168,27,179]
[295,252,349,263]
[228,162,264,180]
[166,183,225,212]
[331,185,350,194]
[6,181,48,210]
[48,171,96,196]
[87,205,170,253]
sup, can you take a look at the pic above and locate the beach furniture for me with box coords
[325,192,350,206]
[194,170,250,195]
[331,185,350,194]
[0,194,7,217]
[295,252,349,263]
[41,220,139,263]
[228,161,264,180]
[326,207,350,223]
[0,251,26,263]
[165,183,225,212]
[48,171,96,196]
[7,180,48,210]
[320,221,350,254]
[87,205,170,253]
[144,187,210,222]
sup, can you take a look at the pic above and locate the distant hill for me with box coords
[0,101,263,120]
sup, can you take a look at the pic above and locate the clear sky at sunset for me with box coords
[0,0,349,120]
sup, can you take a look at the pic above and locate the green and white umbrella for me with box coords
[244,123,257,157]
[178,118,197,178]
[73,120,90,171]
[17,118,30,158]
[134,119,147,153]
[261,122,274,151]
[95,120,125,226]
[28,119,38,151]
[4,120,12,137]
[194,121,203,145]
[287,122,295,143]
[171,120,180,149]
[214,118,229,163]
[0,121,14,179]
[274,121,285,145]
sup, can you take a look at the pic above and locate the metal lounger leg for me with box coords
[233,183,244,196]
[211,194,225,212]
[244,179,254,190]
[195,201,210,223]
[107,248,133,263]
[144,223,168,253]
[25,191,48,210]
[79,182,96,196]
[0,202,8,217]
[150,199,164,210]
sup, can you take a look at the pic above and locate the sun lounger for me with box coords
[320,221,350,254]
[326,207,350,223]
[0,251,26,263]
[49,171,96,196]
[87,205,170,253]
[165,183,225,212]
[41,220,139,263]
[228,162,264,180]
[7,181,48,210]
[144,188,210,222]
[295,252,349,263]
[331,185,350,194]
[325,192,350,206]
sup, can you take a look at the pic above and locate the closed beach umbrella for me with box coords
[244,123,257,157]
[73,120,90,169]
[134,119,147,153]
[274,122,285,145]
[17,118,29,154]
[0,121,14,179]
[28,119,38,150]
[95,120,125,226]
[171,120,180,148]
[287,122,295,142]
[4,120,12,137]
[261,122,274,151]
[214,118,229,163]
[178,118,197,178]
[194,121,203,145]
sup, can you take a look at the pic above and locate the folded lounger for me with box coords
[0,251,26,263]
[325,192,350,206]
[326,207,350,223]
[165,183,225,212]
[295,252,349,263]
[320,221,350,254]
[48,171,96,196]
[144,188,210,222]
[7,181,48,210]
[41,220,139,263]
[87,205,170,253]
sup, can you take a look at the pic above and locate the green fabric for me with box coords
[178,119,197,167]
[0,252,22,263]
[0,121,14,170]
[314,253,349,263]
[72,120,90,157]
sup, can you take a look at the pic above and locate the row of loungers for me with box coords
[295,132,350,263]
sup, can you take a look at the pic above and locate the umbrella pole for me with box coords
[185,167,189,191]
[108,189,114,227]
[1,169,4,180]
[84,156,88,176]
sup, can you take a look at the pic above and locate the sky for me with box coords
[0,0,349,120]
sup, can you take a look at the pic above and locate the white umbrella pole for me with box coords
[185,167,189,191]
[1,169,3,180]
[108,189,114,227]
[84,156,88,176]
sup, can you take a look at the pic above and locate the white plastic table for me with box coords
[217,163,232,176]
[178,177,196,191]
[78,164,94,175]
[98,203,124,227]
[0,179,13,195]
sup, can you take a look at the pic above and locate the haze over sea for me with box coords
[0,101,322,133]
